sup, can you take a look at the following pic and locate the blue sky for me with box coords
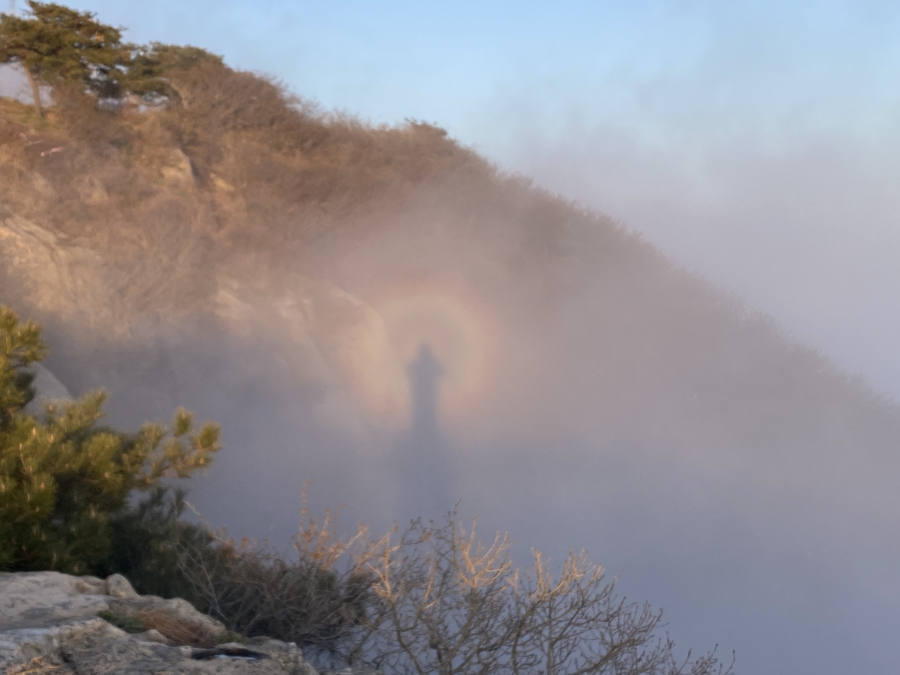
[58,0,900,140]
[47,0,900,401]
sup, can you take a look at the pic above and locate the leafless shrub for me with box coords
[354,516,734,675]
[509,549,706,675]
[355,516,519,675]
[177,498,733,675]
[176,491,376,666]
[51,84,131,147]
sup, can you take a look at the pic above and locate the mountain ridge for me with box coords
[4,32,900,673]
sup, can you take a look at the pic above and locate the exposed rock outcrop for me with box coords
[0,214,384,405]
[0,572,319,674]
[0,216,111,325]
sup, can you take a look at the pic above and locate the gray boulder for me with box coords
[0,572,320,675]
[104,573,140,600]
[0,572,111,631]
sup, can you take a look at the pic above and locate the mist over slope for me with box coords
[3,51,900,674]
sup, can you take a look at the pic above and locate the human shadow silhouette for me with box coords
[394,343,456,522]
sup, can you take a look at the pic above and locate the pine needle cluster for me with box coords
[0,305,220,573]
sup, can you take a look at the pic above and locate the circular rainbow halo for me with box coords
[347,280,497,426]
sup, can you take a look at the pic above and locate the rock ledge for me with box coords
[0,571,319,674]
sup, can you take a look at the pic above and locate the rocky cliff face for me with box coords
[0,571,323,675]
[0,215,111,325]
[0,210,387,425]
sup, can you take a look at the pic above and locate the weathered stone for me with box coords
[104,573,139,600]
[0,216,111,325]
[0,572,111,630]
[56,633,315,674]
[134,628,171,645]
[160,148,195,191]
[106,593,226,641]
[0,572,320,674]
[0,617,125,671]
[75,576,107,595]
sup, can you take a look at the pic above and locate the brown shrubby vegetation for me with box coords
[0,36,543,324]
[176,498,733,675]
[1,3,656,376]
[175,494,373,663]
[0,47,492,230]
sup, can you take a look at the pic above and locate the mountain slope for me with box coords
[3,49,900,674]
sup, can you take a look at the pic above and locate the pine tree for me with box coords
[0,2,134,114]
[0,306,221,573]
[127,42,222,101]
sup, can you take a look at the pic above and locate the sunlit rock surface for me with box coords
[0,216,110,324]
[0,213,374,393]
[0,572,319,675]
